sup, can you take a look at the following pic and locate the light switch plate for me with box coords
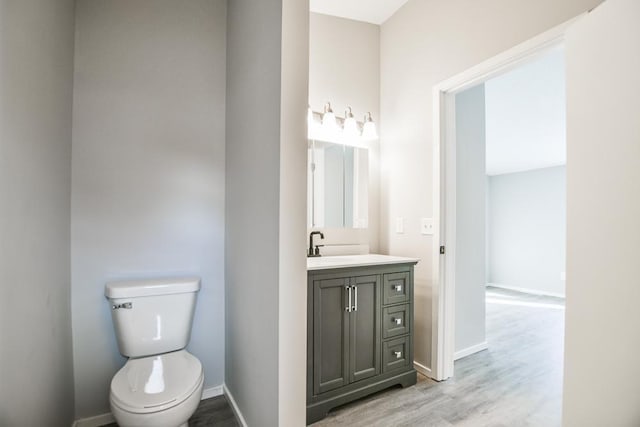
[396,217,404,234]
[420,218,434,235]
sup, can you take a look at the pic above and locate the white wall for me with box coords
[563,0,640,424]
[488,166,566,297]
[0,1,76,425]
[454,85,487,355]
[380,0,601,370]
[309,13,380,252]
[226,0,308,425]
[71,0,227,418]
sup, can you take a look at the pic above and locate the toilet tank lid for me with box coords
[105,277,201,299]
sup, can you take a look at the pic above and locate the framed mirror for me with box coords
[307,140,368,229]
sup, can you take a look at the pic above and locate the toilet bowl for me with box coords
[109,350,204,427]
[105,277,203,427]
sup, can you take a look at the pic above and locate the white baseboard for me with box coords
[72,412,115,427]
[223,384,248,427]
[487,283,565,299]
[413,360,433,378]
[454,341,488,361]
[72,385,224,427]
[202,384,223,399]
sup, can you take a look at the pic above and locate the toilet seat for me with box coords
[110,350,203,414]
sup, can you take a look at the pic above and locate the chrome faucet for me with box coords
[308,231,324,257]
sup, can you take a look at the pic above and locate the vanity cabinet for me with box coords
[307,261,417,424]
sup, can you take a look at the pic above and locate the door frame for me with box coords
[430,15,584,381]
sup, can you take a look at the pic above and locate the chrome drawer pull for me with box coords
[394,285,402,292]
[394,351,402,359]
[392,317,402,325]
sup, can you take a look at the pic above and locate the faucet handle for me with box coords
[314,245,324,256]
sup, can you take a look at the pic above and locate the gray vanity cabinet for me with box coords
[307,263,417,424]
[312,275,380,395]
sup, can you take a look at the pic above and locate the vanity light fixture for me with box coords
[361,112,378,141]
[322,102,338,132]
[343,107,360,139]
[307,102,378,147]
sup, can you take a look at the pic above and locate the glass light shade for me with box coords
[321,110,339,142]
[362,120,378,140]
[343,116,359,139]
[322,110,337,131]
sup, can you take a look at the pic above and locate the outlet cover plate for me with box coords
[420,218,434,235]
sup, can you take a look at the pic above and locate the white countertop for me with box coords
[307,254,419,271]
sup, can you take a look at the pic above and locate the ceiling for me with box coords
[310,0,410,25]
[484,47,566,176]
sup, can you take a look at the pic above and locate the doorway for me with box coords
[429,16,580,382]
[454,45,567,360]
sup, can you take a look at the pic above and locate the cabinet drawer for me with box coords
[383,272,410,305]
[382,304,410,339]
[383,336,411,373]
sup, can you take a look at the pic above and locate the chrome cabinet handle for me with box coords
[394,284,402,292]
[394,351,402,359]
[392,317,402,325]
[345,286,352,312]
[353,286,358,312]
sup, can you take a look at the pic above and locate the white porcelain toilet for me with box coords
[105,277,204,427]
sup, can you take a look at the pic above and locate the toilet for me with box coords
[105,277,204,427]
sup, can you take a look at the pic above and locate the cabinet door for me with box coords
[313,277,350,395]
[349,274,381,383]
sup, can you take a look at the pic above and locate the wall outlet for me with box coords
[420,217,434,235]
[396,217,404,234]
[560,271,566,281]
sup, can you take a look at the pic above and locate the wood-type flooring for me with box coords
[103,287,564,427]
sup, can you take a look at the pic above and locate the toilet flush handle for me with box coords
[112,302,133,310]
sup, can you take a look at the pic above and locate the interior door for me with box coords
[563,0,640,425]
[349,274,380,383]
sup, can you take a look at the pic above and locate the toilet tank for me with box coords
[105,277,200,358]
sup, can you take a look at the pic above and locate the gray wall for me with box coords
[488,166,566,296]
[563,0,640,424]
[226,0,308,423]
[379,0,601,370]
[454,85,486,355]
[0,0,75,425]
[309,13,380,252]
[71,0,227,418]
[225,1,283,426]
